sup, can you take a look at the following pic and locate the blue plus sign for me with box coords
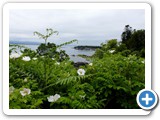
[139,91,155,107]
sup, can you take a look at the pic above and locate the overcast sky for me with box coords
[9,9,145,45]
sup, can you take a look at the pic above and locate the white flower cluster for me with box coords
[47,94,61,102]
[10,54,39,61]
[20,88,31,96]
[10,86,61,102]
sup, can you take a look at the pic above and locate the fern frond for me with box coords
[57,39,78,48]
[46,28,59,36]
[56,74,92,85]
[34,31,46,39]
[56,76,79,85]
[42,76,81,91]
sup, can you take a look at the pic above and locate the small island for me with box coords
[74,45,101,50]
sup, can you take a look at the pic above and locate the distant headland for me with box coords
[74,45,101,50]
[9,41,41,45]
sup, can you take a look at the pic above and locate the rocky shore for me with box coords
[73,62,89,68]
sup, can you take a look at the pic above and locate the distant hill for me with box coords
[9,41,41,45]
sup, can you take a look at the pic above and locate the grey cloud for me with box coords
[10,9,145,44]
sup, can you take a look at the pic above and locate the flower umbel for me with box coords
[77,68,85,76]
[47,94,61,102]
[20,88,31,96]
[22,56,31,61]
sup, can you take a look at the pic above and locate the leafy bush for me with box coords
[9,50,144,109]
[87,54,145,108]
[9,28,145,109]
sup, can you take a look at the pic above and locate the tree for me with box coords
[121,25,145,57]
[121,25,133,45]
[106,39,118,50]
[127,30,145,52]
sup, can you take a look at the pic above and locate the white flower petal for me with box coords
[27,89,31,95]
[10,53,21,59]
[47,94,61,102]
[24,78,28,82]
[20,91,26,96]
[54,94,61,100]
[20,88,31,96]
[77,69,85,76]
[89,63,93,66]
[47,96,54,102]
[109,50,115,53]
[22,56,31,61]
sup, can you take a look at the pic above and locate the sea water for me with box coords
[10,44,95,63]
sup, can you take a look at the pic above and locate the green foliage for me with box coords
[120,49,131,57]
[116,42,127,52]
[87,54,145,108]
[101,39,117,51]
[9,50,144,109]
[9,44,27,55]
[121,25,145,57]
[21,48,37,58]
[9,28,145,109]
[95,26,145,58]
[10,86,44,109]
[93,48,104,59]
[127,30,145,52]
